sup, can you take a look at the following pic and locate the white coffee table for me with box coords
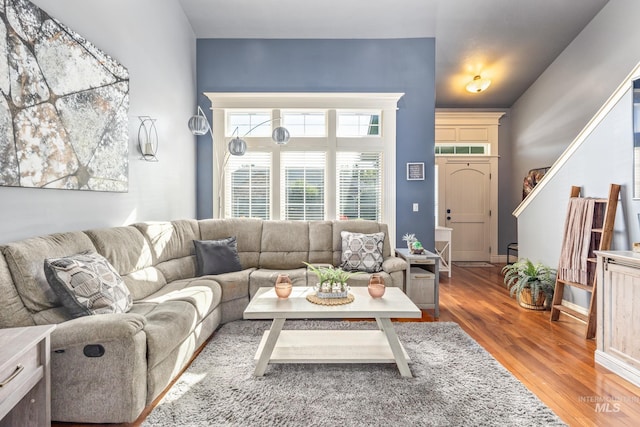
[243,286,421,377]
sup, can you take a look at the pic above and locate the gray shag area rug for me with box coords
[143,320,565,427]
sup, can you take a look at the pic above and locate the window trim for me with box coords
[205,92,403,245]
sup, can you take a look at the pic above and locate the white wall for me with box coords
[0,0,197,243]
[510,0,640,228]
[518,90,637,306]
[512,0,640,306]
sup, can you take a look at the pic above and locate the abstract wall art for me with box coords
[0,0,129,192]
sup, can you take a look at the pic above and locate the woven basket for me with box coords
[517,288,546,310]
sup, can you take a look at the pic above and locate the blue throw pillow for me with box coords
[193,237,243,276]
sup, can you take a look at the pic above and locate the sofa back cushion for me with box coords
[2,231,97,313]
[133,220,199,283]
[133,220,199,263]
[0,251,35,328]
[308,221,333,264]
[259,221,310,269]
[198,218,263,268]
[84,226,166,300]
[331,221,391,267]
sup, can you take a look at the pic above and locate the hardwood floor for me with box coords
[436,264,640,427]
[54,264,640,427]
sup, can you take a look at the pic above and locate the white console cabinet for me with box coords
[595,251,640,387]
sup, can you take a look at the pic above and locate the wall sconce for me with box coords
[466,75,491,93]
[138,116,158,161]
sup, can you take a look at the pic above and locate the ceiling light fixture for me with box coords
[466,75,491,93]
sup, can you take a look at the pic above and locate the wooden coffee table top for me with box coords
[243,286,421,320]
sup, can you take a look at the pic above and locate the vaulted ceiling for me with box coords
[179,0,609,108]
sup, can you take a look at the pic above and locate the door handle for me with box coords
[447,216,451,220]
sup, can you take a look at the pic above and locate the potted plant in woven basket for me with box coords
[502,258,556,310]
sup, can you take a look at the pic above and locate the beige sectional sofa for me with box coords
[0,218,406,423]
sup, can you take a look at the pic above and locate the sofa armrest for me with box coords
[382,257,407,274]
[49,313,148,423]
[51,313,146,350]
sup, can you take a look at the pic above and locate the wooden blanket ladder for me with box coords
[550,184,620,339]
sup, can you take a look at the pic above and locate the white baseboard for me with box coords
[492,255,508,263]
[595,350,640,388]
[561,299,589,316]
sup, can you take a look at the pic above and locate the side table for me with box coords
[435,226,452,277]
[0,324,56,427]
[395,248,440,318]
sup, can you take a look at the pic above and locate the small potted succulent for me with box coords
[402,233,417,251]
[410,240,425,254]
[304,262,358,298]
[502,258,556,310]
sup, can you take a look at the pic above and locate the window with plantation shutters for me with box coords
[224,152,271,219]
[280,152,326,220]
[210,94,401,242]
[336,152,382,221]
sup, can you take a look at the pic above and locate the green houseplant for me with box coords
[501,259,556,310]
[303,262,360,295]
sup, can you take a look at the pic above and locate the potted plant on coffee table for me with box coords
[501,258,556,310]
[303,263,359,298]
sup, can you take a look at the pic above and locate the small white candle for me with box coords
[144,142,153,155]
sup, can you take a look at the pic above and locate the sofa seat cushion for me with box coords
[249,268,307,299]
[139,278,222,321]
[130,300,198,370]
[382,257,407,273]
[203,268,254,303]
[346,271,392,287]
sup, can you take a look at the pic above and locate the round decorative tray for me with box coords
[306,293,355,306]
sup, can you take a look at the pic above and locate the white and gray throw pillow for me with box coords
[44,251,132,318]
[340,231,385,273]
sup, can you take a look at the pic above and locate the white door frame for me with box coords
[436,155,499,262]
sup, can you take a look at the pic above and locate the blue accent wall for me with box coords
[196,38,435,248]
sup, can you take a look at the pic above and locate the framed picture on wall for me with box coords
[406,162,425,181]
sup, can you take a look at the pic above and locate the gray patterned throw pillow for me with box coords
[44,252,132,318]
[340,231,385,273]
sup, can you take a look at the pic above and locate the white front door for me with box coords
[444,162,491,261]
